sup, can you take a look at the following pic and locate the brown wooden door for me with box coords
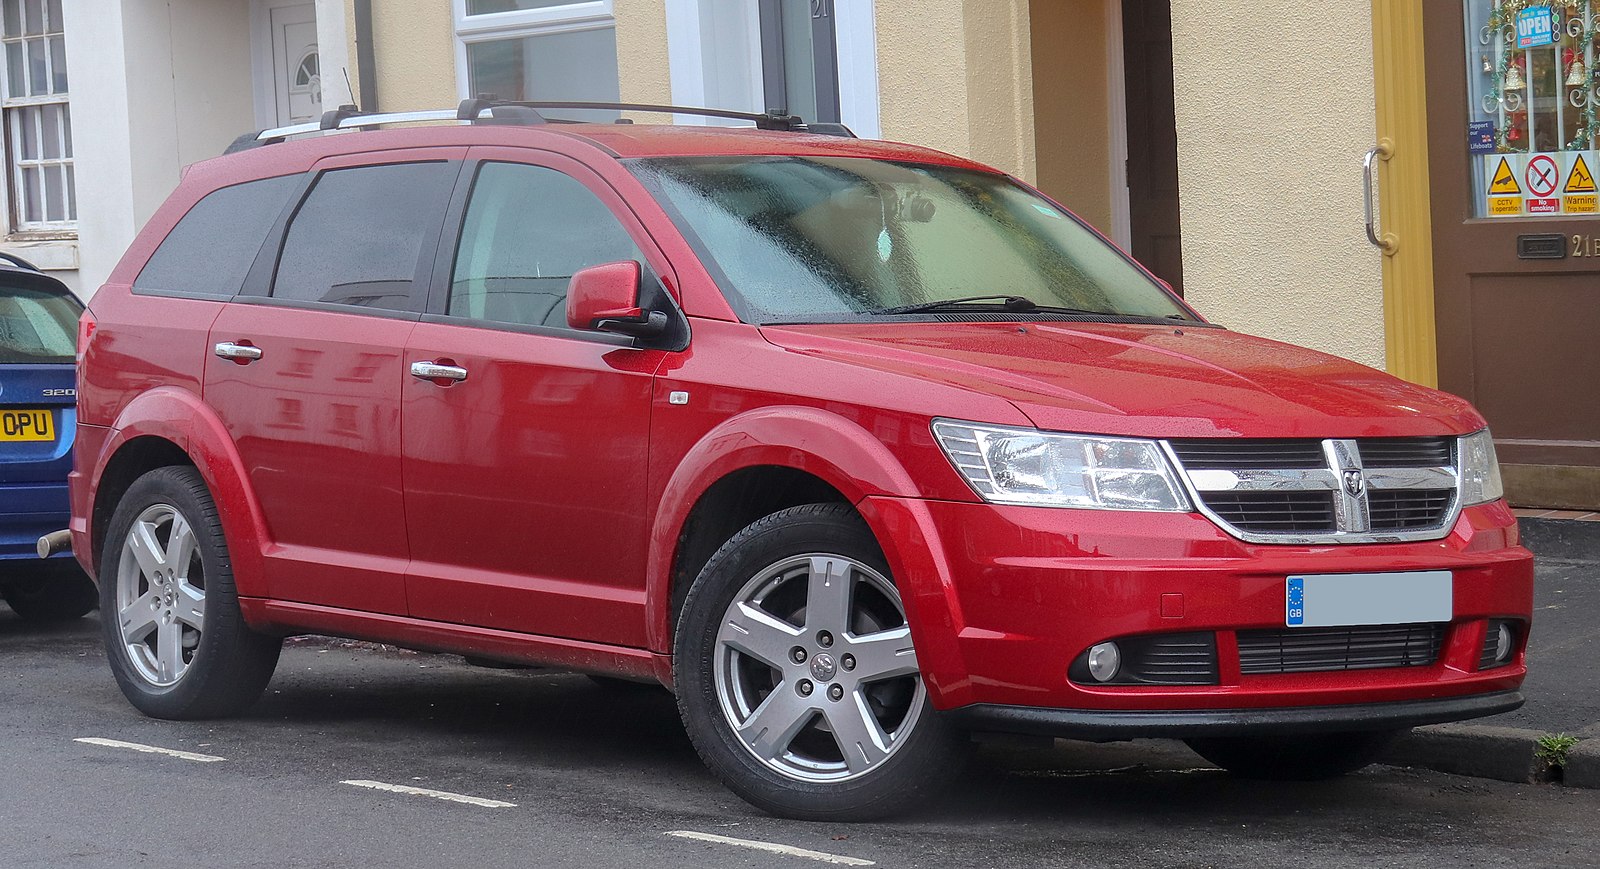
[1424,6,1600,510]
[1123,0,1184,292]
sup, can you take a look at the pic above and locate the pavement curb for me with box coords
[1519,517,1600,563]
[1564,739,1600,789]
[1382,723,1542,783]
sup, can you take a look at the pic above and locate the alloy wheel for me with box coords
[712,553,924,782]
[115,503,206,687]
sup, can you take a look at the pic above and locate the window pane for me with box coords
[6,43,22,99]
[466,26,619,121]
[20,165,40,223]
[45,0,57,31]
[60,101,68,156]
[465,0,579,14]
[449,162,642,326]
[0,283,80,363]
[22,0,39,35]
[18,105,37,158]
[135,175,300,297]
[40,101,58,158]
[273,162,455,310]
[65,163,72,219]
[48,34,63,91]
[26,36,45,95]
[3,0,19,37]
[42,163,62,221]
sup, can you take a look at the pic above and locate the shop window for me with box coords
[1467,1,1600,217]
[454,0,620,122]
[0,0,73,233]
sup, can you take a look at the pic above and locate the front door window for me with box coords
[1467,1,1600,217]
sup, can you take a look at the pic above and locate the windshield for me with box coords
[0,282,80,364]
[630,156,1194,325]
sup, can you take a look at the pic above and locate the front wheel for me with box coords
[675,503,966,821]
[1185,729,1405,780]
[100,466,282,719]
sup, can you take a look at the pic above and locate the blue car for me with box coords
[0,257,96,622]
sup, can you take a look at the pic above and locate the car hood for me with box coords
[758,321,1483,439]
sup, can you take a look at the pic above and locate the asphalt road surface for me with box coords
[3,608,1597,869]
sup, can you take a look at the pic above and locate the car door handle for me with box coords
[214,342,263,362]
[410,361,468,383]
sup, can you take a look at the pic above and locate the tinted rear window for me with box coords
[0,284,80,363]
[134,174,300,298]
[271,162,456,311]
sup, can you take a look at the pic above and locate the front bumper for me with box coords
[858,496,1534,722]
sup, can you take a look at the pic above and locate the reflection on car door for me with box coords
[402,151,668,646]
[204,153,461,614]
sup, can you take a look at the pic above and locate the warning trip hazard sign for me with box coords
[1566,153,1598,213]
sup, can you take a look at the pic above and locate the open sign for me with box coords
[1518,6,1556,48]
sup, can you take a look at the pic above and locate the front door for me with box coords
[1425,3,1600,509]
[401,150,669,647]
[267,2,320,125]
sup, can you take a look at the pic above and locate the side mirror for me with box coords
[565,260,667,338]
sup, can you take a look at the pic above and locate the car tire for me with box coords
[674,503,966,821]
[1185,729,1406,781]
[100,465,281,720]
[1,560,98,623]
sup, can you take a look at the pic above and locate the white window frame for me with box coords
[663,0,879,138]
[451,0,617,102]
[0,0,73,236]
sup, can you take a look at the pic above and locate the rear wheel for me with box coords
[1,559,98,623]
[675,504,965,821]
[1185,729,1405,780]
[100,466,281,719]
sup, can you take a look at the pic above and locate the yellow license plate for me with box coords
[0,409,53,442]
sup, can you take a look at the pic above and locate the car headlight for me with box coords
[1459,428,1504,506]
[932,420,1190,511]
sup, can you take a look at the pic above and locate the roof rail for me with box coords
[222,98,856,155]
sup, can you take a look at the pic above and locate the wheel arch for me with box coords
[644,406,923,662]
[87,387,270,599]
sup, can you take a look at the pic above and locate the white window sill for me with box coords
[0,237,78,271]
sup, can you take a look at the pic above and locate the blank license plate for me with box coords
[1286,571,1452,628]
[0,408,53,442]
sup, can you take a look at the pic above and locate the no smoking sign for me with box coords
[1527,154,1561,197]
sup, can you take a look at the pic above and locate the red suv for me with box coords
[67,102,1532,820]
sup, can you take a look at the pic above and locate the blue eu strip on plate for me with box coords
[1286,577,1305,626]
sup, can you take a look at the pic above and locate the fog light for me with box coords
[1494,622,1514,662]
[1086,642,1121,682]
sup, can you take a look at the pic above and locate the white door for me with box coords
[270,3,320,125]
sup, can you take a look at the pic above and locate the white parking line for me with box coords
[665,831,875,866]
[340,779,517,808]
[74,737,225,763]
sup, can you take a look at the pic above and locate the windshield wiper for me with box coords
[873,294,1110,317]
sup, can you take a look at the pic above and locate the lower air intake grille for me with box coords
[1237,623,1444,675]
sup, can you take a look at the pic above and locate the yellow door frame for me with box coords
[1371,0,1438,387]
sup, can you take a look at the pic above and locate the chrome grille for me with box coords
[1166,437,1461,544]
[1238,623,1444,674]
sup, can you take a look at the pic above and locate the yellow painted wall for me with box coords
[875,0,1037,182]
[1168,0,1385,367]
[616,0,672,113]
[1028,0,1112,232]
[344,0,456,113]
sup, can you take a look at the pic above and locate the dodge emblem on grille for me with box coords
[1343,469,1366,497]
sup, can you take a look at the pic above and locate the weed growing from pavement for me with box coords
[1536,734,1581,770]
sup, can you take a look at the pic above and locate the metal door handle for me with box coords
[410,361,468,383]
[214,342,263,361]
[1363,143,1397,254]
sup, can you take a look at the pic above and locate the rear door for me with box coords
[401,149,671,646]
[0,267,79,557]
[204,149,462,614]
